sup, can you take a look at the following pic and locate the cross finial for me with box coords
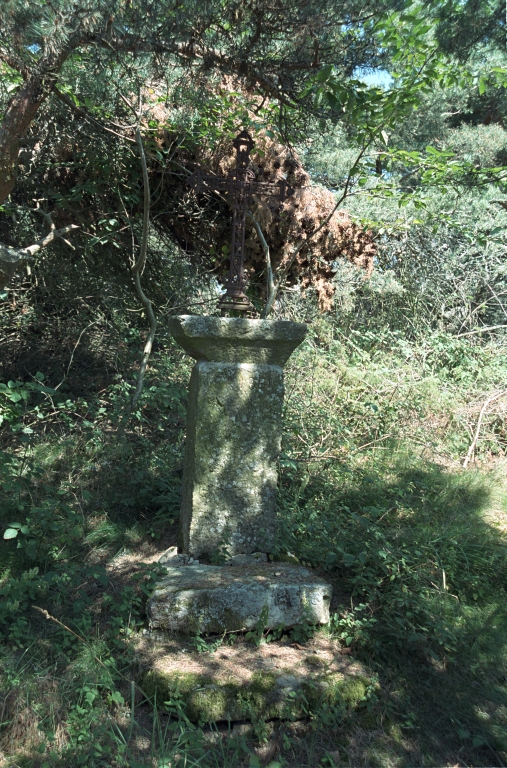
[188,130,297,314]
[233,130,254,170]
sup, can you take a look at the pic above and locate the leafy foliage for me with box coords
[0,2,507,766]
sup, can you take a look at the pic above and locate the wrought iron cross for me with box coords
[189,130,294,314]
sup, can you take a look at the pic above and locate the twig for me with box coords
[130,127,157,411]
[247,211,276,318]
[16,204,56,231]
[355,433,394,452]
[53,86,136,144]
[262,48,441,315]
[456,325,507,338]
[463,390,507,468]
[32,605,107,664]
[21,224,79,257]
[262,139,372,317]
[55,320,98,390]
[486,282,507,321]
[32,606,151,703]
[0,225,79,290]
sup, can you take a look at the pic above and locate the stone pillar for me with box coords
[168,316,307,557]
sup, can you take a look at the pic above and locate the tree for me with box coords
[0,0,410,290]
[434,0,504,59]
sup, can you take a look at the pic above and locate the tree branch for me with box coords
[131,125,157,410]
[263,147,368,315]
[462,390,507,468]
[0,224,79,291]
[456,324,507,338]
[247,212,276,318]
[124,125,157,423]
[53,86,137,143]
[0,49,29,79]
[0,48,71,204]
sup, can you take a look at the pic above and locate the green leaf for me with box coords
[3,528,19,539]
[109,690,124,706]
[326,92,341,110]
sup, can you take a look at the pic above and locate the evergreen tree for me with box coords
[0,0,411,288]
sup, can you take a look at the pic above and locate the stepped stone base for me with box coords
[147,562,331,635]
[138,635,374,724]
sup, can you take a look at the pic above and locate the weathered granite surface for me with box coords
[158,546,199,566]
[147,562,331,634]
[179,360,283,556]
[168,315,307,366]
[169,316,307,557]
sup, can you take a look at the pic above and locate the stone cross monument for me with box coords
[148,314,332,635]
[147,131,332,635]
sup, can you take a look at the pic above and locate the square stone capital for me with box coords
[168,315,307,367]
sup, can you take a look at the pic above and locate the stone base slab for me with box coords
[138,635,373,723]
[147,562,332,635]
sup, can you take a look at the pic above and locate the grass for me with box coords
[0,313,507,766]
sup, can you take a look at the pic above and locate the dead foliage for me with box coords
[153,127,376,311]
[10,83,376,314]
[0,685,49,756]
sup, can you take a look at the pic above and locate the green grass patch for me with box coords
[0,320,506,766]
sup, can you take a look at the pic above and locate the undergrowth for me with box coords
[0,311,507,767]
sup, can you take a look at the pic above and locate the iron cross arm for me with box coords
[190,168,295,202]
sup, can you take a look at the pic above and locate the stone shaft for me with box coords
[180,360,283,556]
[169,316,307,558]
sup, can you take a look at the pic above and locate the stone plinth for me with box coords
[139,635,373,723]
[168,316,307,557]
[148,562,331,634]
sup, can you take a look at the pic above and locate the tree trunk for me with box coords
[0,50,68,205]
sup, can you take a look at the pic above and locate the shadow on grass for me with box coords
[1,419,506,767]
[277,452,507,766]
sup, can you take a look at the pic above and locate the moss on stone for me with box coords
[236,671,279,720]
[335,675,369,707]
[187,684,238,722]
[141,667,373,724]
[301,673,370,715]
[249,671,278,694]
[271,552,300,564]
[142,670,212,702]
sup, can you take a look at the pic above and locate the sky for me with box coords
[355,69,394,89]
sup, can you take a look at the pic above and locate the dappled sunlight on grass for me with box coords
[276,450,507,765]
[0,325,507,766]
